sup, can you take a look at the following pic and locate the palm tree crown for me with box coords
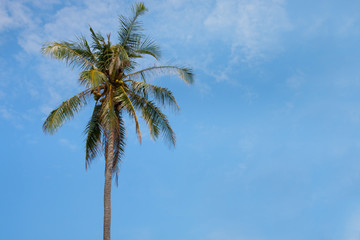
[41,3,193,240]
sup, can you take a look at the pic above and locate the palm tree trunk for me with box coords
[104,130,114,240]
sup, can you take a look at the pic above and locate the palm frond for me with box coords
[130,80,179,110]
[79,69,108,89]
[89,26,105,52]
[130,93,175,146]
[114,86,142,142]
[125,65,194,84]
[124,60,138,73]
[133,37,161,60]
[118,2,148,50]
[43,90,90,134]
[96,42,114,73]
[77,36,98,65]
[112,112,126,185]
[84,104,103,169]
[41,41,96,70]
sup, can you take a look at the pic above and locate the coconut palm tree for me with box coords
[41,3,193,240]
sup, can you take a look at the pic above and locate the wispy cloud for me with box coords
[0,105,25,129]
[344,209,360,240]
[0,106,14,120]
[59,138,77,151]
[205,0,292,60]
[299,6,360,39]
[206,228,259,240]
[0,90,5,99]
[0,1,34,32]
[147,0,292,64]
[15,0,127,55]
[286,71,305,90]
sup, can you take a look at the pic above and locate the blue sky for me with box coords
[1,0,360,239]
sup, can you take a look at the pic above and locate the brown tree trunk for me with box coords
[104,130,114,240]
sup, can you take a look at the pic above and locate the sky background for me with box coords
[1,0,360,239]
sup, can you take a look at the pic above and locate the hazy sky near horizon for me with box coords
[2,0,360,239]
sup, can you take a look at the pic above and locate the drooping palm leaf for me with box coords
[77,36,98,65]
[41,41,96,70]
[84,104,103,169]
[43,90,90,134]
[112,112,126,185]
[130,93,176,146]
[114,86,142,142]
[133,37,161,60]
[130,80,180,110]
[125,65,194,84]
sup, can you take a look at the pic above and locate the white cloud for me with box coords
[303,16,327,36]
[42,0,121,41]
[0,106,14,120]
[300,11,360,38]
[206,228,259,240]
[146,0,292,65]
[344,209,360,240]
[337,16,360,36]
[22,0,61,9]
[0,6,13,31]
[15,0,127,55]
[238,137,256,153]
[224,162,248,182]
[0,90,5,99]
[205,0,292,60]
[198,82,212,96]
[18,32,43,54]
[59,138,77,151]
[286,71,305,90]
[0,1,33,31]
[0,105,25,128]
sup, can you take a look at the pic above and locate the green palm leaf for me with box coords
[112,112,126,185]
[80,69,108,89]
[77,36,98,65]
[89,26,105,52]
[125,65,194,84]
[118,3,147,50]
[114,86,142,142]
[41,41,96,70]
[85,104,103,169]
[130,93,176,146]
[43,90,90,134]
[133,37,161,60]
[130,80,180,110]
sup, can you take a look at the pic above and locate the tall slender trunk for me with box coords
[104,130,114,240]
